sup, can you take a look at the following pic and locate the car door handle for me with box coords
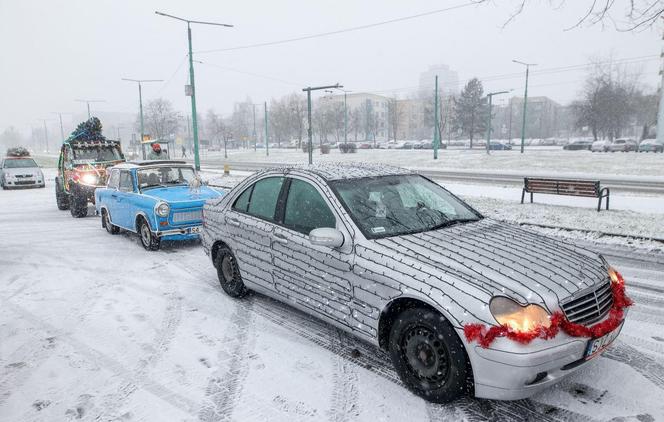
[272,233,288,245]
[111,194,117,198]
[228,218,240,227]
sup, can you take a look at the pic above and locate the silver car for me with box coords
[201,163,629,403]
[0,156,45,189]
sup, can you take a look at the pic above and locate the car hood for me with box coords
[141,185,223,205]
[2,167,42,176]
[372,218,608,313]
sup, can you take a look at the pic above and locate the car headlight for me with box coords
[80,173,98,185]
[155,202,170,217]
[489,296,551,332]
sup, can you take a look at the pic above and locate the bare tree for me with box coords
[206,109,225,148]
[286,93,306,148]
[140,98,181,141]
[387,97,405,141]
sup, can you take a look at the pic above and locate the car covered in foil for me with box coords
[201,163,631,403]
[95,161,224,250]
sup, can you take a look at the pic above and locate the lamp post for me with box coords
[156,11,233,171]
[122,78,163,156]
[75,99,105,119]
[302,84,342,164]
[50,112,71,143]
[512,60,537,153]
[485,90,510,154]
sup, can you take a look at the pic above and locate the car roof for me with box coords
[113,160,190,169]
[258,162,415,181]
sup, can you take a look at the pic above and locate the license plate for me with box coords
[190,226,201,234]
[584,321,623,360]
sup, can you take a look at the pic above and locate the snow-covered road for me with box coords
[1,184,664,422]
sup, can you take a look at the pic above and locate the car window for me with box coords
[232,185,252,212]
[3,158,37,168]
[107,169,120,189]
[119,171,133,192]
[283,179,336,235]
[235,177,284,221]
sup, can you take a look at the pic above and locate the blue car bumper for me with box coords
[156,225,202,241]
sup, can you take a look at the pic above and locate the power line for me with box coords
[195,1,477,54]
[196,61,302,87]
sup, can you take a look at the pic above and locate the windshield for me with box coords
[137,166,196,191]
[3,158,38,168]
[330,174,481,239]
[72,146,123,162]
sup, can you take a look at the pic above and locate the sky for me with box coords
[0,0,660,136]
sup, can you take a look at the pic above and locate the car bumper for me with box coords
[157,225,202,241]
[462,311,627,400]
[4,180,45,188]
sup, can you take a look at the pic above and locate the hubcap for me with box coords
[403,327,450,384]
[141,224,151,245]
[105,213,112,231]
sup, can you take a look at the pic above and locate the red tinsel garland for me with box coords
[464,280,633,348]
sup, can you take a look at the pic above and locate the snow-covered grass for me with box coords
[201,147,664,177]
[1,176,664,422]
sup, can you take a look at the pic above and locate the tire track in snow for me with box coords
[603,341,664,390]
[328,331,360,422]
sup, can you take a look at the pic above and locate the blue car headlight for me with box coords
[155,202,170,217]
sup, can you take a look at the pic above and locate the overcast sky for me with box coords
[0,0,660,135]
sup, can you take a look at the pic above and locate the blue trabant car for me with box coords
[95,160,224,250]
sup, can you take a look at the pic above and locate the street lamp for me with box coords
[75,99,105,119]
[485,90,511,154]
[302,84,343,164]
[122,78,163,159]
[512,60,537,153]
[51,112,71,143]
[155,11,233,171]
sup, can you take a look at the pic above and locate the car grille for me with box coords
[172,209,203,223]
[15,180,36,185]
[561,279,613,325]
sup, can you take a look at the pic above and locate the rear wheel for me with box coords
[215,246,248,298]
[138,218,160,251]
[69,185,87,217]
[102,209,119,235]
[389,308,472,403]
[55,177,70,210]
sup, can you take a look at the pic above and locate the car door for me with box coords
[115,170,135,229]
[224,176,285,293]
[271,176,356,326]
[104,169,120,222]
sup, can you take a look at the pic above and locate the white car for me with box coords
[0,156,45,189]
[591,140,611,152]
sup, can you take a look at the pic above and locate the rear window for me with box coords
[3,158,37,168]
[232,177,285,222]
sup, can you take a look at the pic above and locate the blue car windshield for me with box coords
[137,166,196,190]
[330,174,481,239]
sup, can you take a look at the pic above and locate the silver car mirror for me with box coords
[309,228,344,248]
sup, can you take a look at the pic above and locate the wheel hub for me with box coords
[141,225,150,244]
[403,327,449,383]
[221,255,237,283]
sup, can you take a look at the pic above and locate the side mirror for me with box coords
[309,227,344,248]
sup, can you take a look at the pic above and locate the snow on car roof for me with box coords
[113,160,190,169]
[260,162,415,181]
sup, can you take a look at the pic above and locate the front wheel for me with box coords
[215,246,248,298]
[389,308,472,403]
[102,209,120,235]
[139,218,160,251]
[55,177,70,210]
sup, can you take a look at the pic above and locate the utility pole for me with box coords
[264,102,269,156]
[302,83,342,164]
[156,11,233,171]
[51,112,69,143]
[508,98,513,144]
[485,90,510,154]
[252,104,258,151]
[122,78,163,156]
[41,120,49,153]
[434,75,440,160]
[657,23,664,146]
[75,99,105,119]
[513,60,537,153]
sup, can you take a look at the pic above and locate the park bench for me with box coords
[521,177,610,212]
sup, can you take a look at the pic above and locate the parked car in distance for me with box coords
[1,153,45,189]
[591,140,611,152]
[563,140,593,150]
[608,138,638,152]
[95,160,224,250]
[202,163,628,403]
[488,141,512,150]
[638,139,663,153]
[399,141,415,149]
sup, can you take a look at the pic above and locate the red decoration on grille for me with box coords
[464,277,633,348]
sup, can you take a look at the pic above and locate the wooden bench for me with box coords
[521,177,610,212]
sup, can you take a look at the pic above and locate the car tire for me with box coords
[55,177,70,210]
[102,209,120,235]
[138,217,160,251]
[69,185,87,217]
[215,246,248,298]
[388,307,472,403]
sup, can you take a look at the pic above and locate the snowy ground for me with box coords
[198,147,664,178]
[2,176,664,421]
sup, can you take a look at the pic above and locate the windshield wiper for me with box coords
[428,218,479,231]
[141,183,166,190]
